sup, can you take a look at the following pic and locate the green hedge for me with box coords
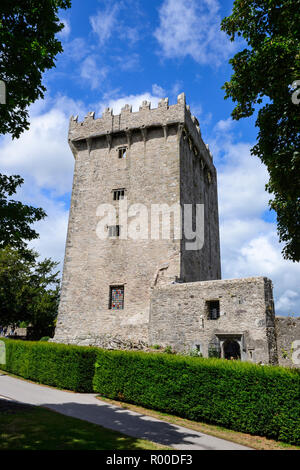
[93,349,300,445]
[1,338,97,392]
[1,339,299,444]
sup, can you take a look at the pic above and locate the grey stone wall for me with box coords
[276,317,300,367]
[54,126,181,345]
[68,93,214,175]
[149,277,278,364]
[180,129,221,282]
[53,94,220,347]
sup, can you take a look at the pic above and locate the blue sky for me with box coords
[0,0,299,315]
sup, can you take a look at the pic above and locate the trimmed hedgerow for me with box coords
[93,350,300,445]
[1,339,299,444]
[1,338,97,392]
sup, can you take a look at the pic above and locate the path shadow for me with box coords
[0,397,34,414]
[0,398,158,450]
[40,400,219,450]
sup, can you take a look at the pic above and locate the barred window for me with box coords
[113,189,125,200]
[118,147,127,159]
[108,225,120,237]
[109,286,124,310]
[207,300,220,320]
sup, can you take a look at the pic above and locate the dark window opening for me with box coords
[207,300,220,320]
[118,147,127,159]
[109,285,124,310]
[113,189,125,200]
[108,225,120,237]
[223,340,241,360]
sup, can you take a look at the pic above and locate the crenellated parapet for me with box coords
[69,93,214,169]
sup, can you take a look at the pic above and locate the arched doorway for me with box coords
[223,340,241,360]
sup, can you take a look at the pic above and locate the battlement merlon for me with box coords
[68,93,215,170]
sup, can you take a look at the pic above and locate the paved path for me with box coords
[0,373,251,450]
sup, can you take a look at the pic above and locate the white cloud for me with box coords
[0,94,85,267]
[97,89,164,116]
[114,53,140,72]
[220,228,300,315]
[80,56,109,90]
[119,26,140,45]
[214,117,234,133]
[58,18,71,39]
[64,37,89,62]
[90,3,140,47]
[90,5,119,46]
[218,143,269,219]
[0,95,85,196]
[154,0,237,65]
[171,80,184,97]
[152,84,166,97]
[26,189,69,269]
[276,290,299,314]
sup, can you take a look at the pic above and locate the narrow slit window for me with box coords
[108,225,121,237]
[118,147,127,159]
[207,300,220,320]
[109,286,124,310]
[113,189,125,200]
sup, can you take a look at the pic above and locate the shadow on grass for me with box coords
[0,398,221,450]
[39,400,222,450]
[0,399,163,450]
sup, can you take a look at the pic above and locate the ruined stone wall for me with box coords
[149,277,278,364]
[276,317,300,367]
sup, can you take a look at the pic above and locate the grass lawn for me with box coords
[0,399,170,450]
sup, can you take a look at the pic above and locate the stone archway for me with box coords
[223,339,241,360]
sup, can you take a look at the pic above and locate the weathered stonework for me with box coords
[149,277,278,364]
[53,93,220,347]
[52,92,298,367]
[275,317,300,367]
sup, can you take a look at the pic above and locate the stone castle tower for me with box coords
[53,93,222,347]
[53,93,283,367]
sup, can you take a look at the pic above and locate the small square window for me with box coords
[109,285,124,310]
[113,189,125,200]
[108,225,120,237]
[207,300,220,320]
[118,147,127,159]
